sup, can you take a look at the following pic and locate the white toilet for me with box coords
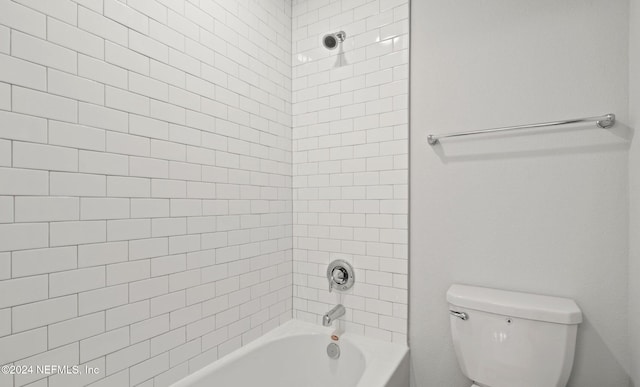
[447,284,582,387]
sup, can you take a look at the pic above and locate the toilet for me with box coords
[447,284,582,387]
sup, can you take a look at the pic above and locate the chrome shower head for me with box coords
[322,31,346,50]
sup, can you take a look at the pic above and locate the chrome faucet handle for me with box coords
[329,267,343,292]
[327,260,355,293]
[332,267,347,283]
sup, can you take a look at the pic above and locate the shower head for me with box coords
[322,31,346,50]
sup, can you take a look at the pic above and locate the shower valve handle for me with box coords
[326,260,355,293]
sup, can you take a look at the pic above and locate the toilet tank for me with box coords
[447,285,582,387]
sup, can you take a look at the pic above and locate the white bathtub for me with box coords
[171,319,409,387]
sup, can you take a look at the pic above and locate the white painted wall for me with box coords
[409,1,630,386]
[0,1,292,386]
[629,0,640,385]
[291,0,409,342]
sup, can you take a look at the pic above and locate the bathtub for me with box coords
[171,319,409,387]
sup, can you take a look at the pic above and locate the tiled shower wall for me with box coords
[291,0,409,342]
[0,0,292,386]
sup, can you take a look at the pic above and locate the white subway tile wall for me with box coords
[291,0,409,343]
[0,0,293,386]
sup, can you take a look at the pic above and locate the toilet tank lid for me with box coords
[447,284,582,324]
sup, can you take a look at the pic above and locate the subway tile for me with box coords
[13,142,78,172]
[48,68,105,105]
[107,260,150,286]
[50,172,106,197]
[153,141,186,162]
[86,370,129,387]
[290,0,408,337]
[0,223,48,252]
[49,353,105,387]
[0,82,8,111]
[170,199,202,217]
[150,59,185,88]
[0,308,9,337]
[48,18,104,59]
[0,167,48,195]
[14,197,79,222]
[186,283,216,305]
[0,53,46,90]
[80,326,130,363]
[0,275,48,308]
[11,31,77,73]
[79,102,129,133]
[129,238,169,260]
[151,217,186,237]
[150,20,184,51]
[0,111,47,143]
[80,150,129,176]
[130,157,169,178]
[104,0,149,33]
[131,198,171,219]
[12,295,77,332]
[78,6,128,46]
[0,0,46,38]
[218,336,241,357]
[50,267,106,297]
[130,277,168,302]
[15,0,77,24]
[106,300,149,330]
[12,246,77,278]
[131,315,169,344]
[150,291,185,317]
[106,86,150,116]
[81,198,130,220]
[152,179,187,198]
[107,219,151,241]
[128,0,167,23]
[166,10,197,41]
[169,234,199,254]
[79,285,129,315]
[0,328,47,366]
[49,121,106,151]
[13,86,77,123]
[200,326,226,352]
[79,53,128,90]
[169,339,200,367]
[130,114,169,140]
[78,241,129,268]
[150,99,187,126]
[15,345,78,386]
[129,72,169,101]
[107,176,151,198]
[107,131,150,157]
[0,196,11,223]
[151,254,186,277]
[0,25,7,54]
[130,353,169,386]
[151,327,185,355]
[106,341,150,375]
[130,29,169,63]
[50,220,106,247]
[105,41,150,75]
[0,0,405,379]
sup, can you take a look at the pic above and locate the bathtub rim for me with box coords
[170,318,409,387]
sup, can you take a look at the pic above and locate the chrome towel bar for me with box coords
[427,113,616,145]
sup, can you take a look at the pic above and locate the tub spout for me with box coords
[322,304,345,326]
